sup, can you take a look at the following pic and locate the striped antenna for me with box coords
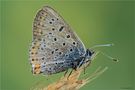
[90,43,114,49]
[90,43,118,62]
[100,51,118,62]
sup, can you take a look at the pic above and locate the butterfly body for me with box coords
[29,6,94,75]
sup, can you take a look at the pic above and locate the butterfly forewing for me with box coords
[29,6,86,75]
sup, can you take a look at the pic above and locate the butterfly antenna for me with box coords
[89,43,118,62]
[100,51,118,62]
[90,43,114,49]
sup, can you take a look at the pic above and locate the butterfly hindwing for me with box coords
[29,6,86,75]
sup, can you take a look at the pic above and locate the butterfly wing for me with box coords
[29,6,86,75]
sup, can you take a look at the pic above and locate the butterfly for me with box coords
[29,6,95,75]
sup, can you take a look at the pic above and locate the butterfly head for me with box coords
[85,49,95,60]
[77,49,95,68]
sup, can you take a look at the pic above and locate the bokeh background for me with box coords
[1,0,134,90]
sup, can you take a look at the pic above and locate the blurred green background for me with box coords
[1,0,134,90]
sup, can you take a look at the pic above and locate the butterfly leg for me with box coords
[84,60,91,68]
[83,60,91,74]
[64,69,68,77]
[67,69,73,80]
[83,64,86,74]
[78,58,85,67]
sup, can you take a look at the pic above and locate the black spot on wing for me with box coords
[66,35,70,38]
[51,18,54,21]
[52,28,55,31]
[59,26,64,32]
[63,43,65,46]
[54,38,57,41]
[49,21,52,24]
